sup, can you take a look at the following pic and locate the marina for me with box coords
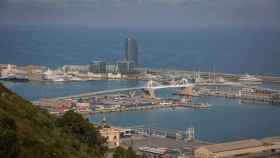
[1,2,280,157]
[2,63,280,145]
[89,96,280,143]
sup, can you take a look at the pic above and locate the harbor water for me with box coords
[2,80,280,143]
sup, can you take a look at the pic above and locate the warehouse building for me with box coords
[195,138,280,158]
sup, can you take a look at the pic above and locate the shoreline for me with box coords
[1,63,280,84]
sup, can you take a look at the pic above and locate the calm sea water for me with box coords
[0,26,280,75]
[1,26,280,142]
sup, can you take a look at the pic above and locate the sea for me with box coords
[1,25,280,143]
[1,25,280,75]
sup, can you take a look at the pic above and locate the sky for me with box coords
[0,0,279,28]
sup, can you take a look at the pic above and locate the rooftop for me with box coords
[204,139,264,153]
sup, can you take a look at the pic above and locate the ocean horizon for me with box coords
[1,25,280,75]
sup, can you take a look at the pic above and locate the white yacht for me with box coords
[53,78,65,82]
[239,74,263,85]
[70,77,83,81]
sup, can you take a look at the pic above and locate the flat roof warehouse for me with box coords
[195,137,280,158]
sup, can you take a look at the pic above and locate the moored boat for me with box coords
[239,74,263,85]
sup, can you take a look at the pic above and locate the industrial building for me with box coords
[194,138,280,158]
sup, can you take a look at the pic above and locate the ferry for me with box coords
[239,74,263,85]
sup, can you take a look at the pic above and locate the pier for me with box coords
[37,79,194,101]
[94,104,188,113]
[198,87,280,104]
[37,80,243,102]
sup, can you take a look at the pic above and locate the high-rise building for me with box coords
[124,37,138,66]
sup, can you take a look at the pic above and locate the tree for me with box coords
[0,118,19,158]
[113,146,138,158]
[0,83,107,158]
[56,110,107,156]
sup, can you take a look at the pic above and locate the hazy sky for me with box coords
[0,0,279,28]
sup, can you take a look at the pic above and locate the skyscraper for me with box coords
[124,37,138,66]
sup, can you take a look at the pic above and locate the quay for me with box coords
[121,136,211,157]
[95,104,188,113]
[197,86,280,104]
[36,94,202,116]
[99,119,212,158]
[102,121,280,158]
[101,123,280,158]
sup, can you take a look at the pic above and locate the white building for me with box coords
[43,69,66,82]
[107,73,122,79]
[0,64,17,78]
[62,65,89,73]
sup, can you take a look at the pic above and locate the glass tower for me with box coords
[125,38,138,66]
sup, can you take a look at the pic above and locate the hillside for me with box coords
[0,83,106,158]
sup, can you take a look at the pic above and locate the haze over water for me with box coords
[0,26,280,75]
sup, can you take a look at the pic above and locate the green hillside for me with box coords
[0,83,107,158]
